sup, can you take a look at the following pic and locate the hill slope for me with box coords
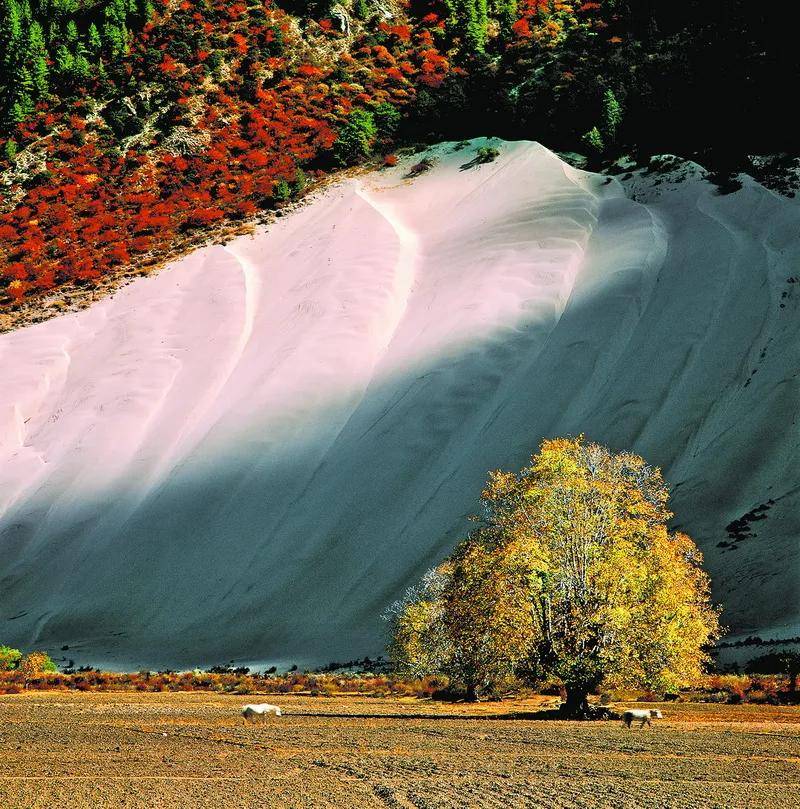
[1,139,798,669]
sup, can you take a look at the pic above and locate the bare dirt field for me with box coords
[1,692,799,808]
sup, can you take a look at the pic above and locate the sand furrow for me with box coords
[1,139,799,668]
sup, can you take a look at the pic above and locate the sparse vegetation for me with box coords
[459,144,500,169]
[0,665,445,697]
[404,156,434,177]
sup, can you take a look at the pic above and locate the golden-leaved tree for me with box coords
[387,437,720,713]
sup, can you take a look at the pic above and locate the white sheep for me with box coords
[621,708,663,728]
[241,703,283,723]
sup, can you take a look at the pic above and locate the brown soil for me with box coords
[1,693,798,808]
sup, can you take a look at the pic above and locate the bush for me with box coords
[404,157,434,178]
[20,651,58,678]
[333,108,377,166]
[371,101,401,144]
[0,645,22,671]
[459,146,500,170]
[476,146,500,163]
[273,179,292,201]
[582,126,605,153]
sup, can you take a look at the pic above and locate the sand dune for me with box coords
[1,140,798,669]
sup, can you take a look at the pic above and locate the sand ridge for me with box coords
[0,139,798,669]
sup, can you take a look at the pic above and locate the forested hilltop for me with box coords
[1,1,796,312]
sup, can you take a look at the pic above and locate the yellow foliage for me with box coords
[390,437,720,706]
[19,651,57,679]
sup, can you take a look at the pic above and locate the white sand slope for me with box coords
[1,139,799,669]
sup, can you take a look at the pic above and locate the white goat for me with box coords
[621,708,663,728]
[241,703,283,723]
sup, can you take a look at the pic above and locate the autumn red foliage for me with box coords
[0,0,451,306]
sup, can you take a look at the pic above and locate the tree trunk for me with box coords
[560,685,591,717]
[464,682,479,702]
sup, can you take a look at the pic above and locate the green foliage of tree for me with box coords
[582,125,604,153]
[0,0,23,74]
[602,89,622,143]
[388,437,720,714]
[72,45,92,82]
[273,178,291,201]
[354,0,369,21]
[292,168,307,195]
[87,21,101,53]
[0,644,22,671]
[491,0,516,35]
[27,20,49,97]
[54,41,73,74]
[1,0,154,131]
[2,99,25,129]
[20,650,58,678]
[333,107,377,165]
[102,21,126,55]
[371,100,401,149]
[445,0,489,54]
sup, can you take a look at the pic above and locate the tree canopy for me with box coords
[388,437,720,713]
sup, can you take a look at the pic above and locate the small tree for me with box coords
[582,126,604,154]
[602,89,623,143]
[389,438,720,714]
[386,568,451,681]
[371,101,401,146]
[87,22,102,54]
[273,178,291,201]
[0,644,22,671]
[27,21,49,99]
[20,651,58,683]
[333,108,377,166]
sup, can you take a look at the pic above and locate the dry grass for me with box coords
[1,692,798,808]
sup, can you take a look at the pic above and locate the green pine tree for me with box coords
[54,41,74,74]
[27,20,48,98]
[602,89,623,143]
[87,21,101,53]
[72,40,91,81]
[0,0,23,73]
[582,126,605,153]
[16,63,34,114]
[333,108,377,165]
[102,21,124,54]
[466,0,488,53]
[491,0,516,35]
[2,98,25,129]
[111,0,127,24]
[446,0,489,54]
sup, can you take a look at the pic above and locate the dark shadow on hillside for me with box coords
[1,180,799,671]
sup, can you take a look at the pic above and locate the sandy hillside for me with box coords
[1,139,798,669]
